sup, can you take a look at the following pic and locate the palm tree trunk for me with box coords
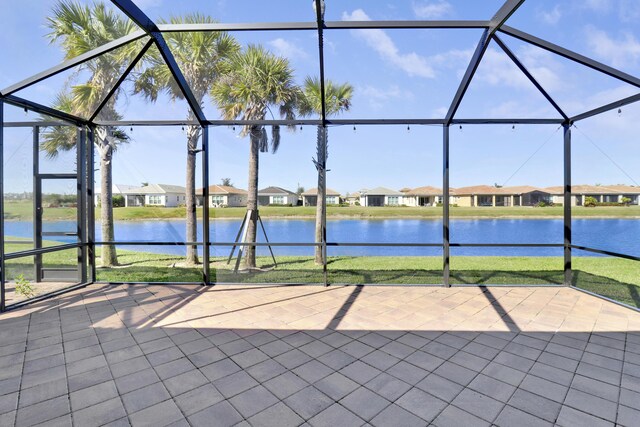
[314,125,327,265]
[185,126,200,265]
[99,146,117,267]
[245,127,259,268]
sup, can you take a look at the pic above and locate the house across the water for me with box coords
[301,188,341,206]
[197,185,248,207]
[359,187,404,206]
[258,186,299,206]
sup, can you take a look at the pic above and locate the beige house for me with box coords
[451,185,552,207]
[451,185,501,207]
[344,192,361,206]
[546,184,640,206]
[403,186,442,207]
[607,185,640,205]
[197,185,247,207]
[302,188,341,206]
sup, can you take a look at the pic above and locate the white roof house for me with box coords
[130,184,187,207]
[258,186,299,206]
[94,184,138,197]
[94,184,141,207]
[359,187,404,206]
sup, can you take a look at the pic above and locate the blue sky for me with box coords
[2,0,640,196]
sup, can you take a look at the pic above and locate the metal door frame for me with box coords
[33,126,86,283]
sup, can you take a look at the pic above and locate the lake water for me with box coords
[4,218,639,258]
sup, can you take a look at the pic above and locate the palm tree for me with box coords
[133,14,239,266]
[42,0,142,267]
[211,45,300,268]
[299,76,353,264]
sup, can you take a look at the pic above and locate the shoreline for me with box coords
[4,214,640,222]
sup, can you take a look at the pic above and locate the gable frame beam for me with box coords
[0,31,146,97]
[89,38,154,122]
[444,0,526,125]
[493,35,569,121]
[500,26,640,89]
[110,0,207,125]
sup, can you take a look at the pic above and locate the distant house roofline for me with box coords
[258,186,297,195]
[301,187,341,196]
[196,185,247,195]
[360,186,403,196]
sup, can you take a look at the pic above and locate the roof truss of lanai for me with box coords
[1,0,639,128]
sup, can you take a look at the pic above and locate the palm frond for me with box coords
[271,125,281,154]
[210,44,300,153]
[45,0,146,123]
[300,76,354,118]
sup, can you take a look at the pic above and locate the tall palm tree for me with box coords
[133,14,239,266]
[299,77,353,264]
[42,0,142,267]
[211,45,300,268]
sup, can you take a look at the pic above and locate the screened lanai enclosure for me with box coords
[1,0,640,311]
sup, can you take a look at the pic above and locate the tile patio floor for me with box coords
[1,283,639,426]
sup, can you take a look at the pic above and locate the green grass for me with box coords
[4,239,638,308]
[4,199,640,221]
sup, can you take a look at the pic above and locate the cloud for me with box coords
[359,84,414,109]
[342,9,435,78]
[585,27,640,68]
[477,49,530,89]
[517,45,564,93]
[538,5,562,24]
[474,46,563,95]
[360,85,406,100]
[268,38,308,60]
[580,0,640,22]
[429,48,473,68]
[582,0,612,12]
[619,0,640,22]
[412,1,453,19]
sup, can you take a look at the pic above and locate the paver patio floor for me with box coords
[1,283,639,426]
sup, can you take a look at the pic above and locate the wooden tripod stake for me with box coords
[227,209,277,273]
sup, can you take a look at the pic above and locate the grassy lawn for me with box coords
[5,200,640,221]
[4,241,639,308]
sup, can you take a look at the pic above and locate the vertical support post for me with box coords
[0,100,5,311]
[202,126,210,284]
[443,125,451,287]
[563,123,572,286]
[33,126,42,282]
[314,0,328,287]
[321,126,328,287]
[77,127,87,283]
[87,126,96,283]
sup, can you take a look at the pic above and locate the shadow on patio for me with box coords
[0,283,639,426]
